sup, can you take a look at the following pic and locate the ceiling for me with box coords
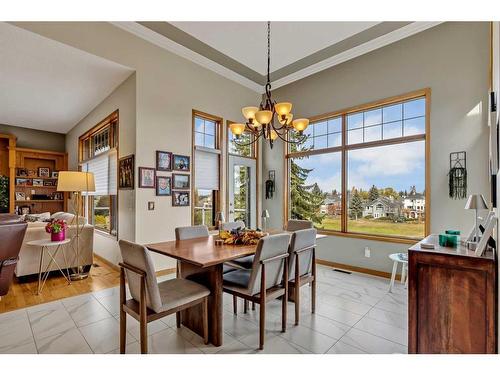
[0,22,133,134]
[116,21,441,92]
[170,22,380,75]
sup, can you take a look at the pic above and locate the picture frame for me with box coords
[173,154,190,172]
[43,179,56,187]
[51,171,59,178]
[15,192,26,201]
[16,168,28,177]
[172,191,190,207]
[32,178,44,187]
[38,167,50,178]
[156,176,172,196]
[156,151,172,171]
[16,178,31,186]
[172,173,190,190]
[27,169,37,178]
[20,206,31,215]
[138,167,156,188]
[53,192,64,200]
[119,154,135,189]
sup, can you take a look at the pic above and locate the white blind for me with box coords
[81,148,117,195]
[195,148,219,190]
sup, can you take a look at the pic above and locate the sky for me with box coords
[294,140,426,194]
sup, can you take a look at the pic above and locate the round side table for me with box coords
[388,252,408,293]
[26,238,72,294]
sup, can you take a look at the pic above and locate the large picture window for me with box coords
[192,111,222,228]
[287,90,429,242]
[79,111,118,236]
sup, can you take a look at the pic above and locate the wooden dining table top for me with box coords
[146,231,327,268]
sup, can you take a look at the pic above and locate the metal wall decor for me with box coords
[448,151,467,199]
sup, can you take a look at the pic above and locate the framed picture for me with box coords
[38,167,50,178]
[156,176,172,196]
[27,169,37,178]
[32,179,44,187]
[52,171,59,178]
[19,206,31,215]
[173,154,190,171]
[15,192,26,201]
[138,167,155,188]
[172,191,190,207]
[16,168,28,177]
[156,151,172,171]
[148,201,155,211]
[172,173,190,190]
[16,178,31,186]
[119,154,135,189]
[53,192,64,200]
[43,179,56,187]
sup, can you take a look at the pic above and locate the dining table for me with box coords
[146,231,326,346]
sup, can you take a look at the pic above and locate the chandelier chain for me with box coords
[267,21,271,84]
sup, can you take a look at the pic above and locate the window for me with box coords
[287,90,429,242]
[79,111,118,236]
[193,111,222,227]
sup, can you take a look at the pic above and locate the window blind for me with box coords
[195,148,219,190]
[81,148,117,195]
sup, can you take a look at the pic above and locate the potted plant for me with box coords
[45,219,68,242]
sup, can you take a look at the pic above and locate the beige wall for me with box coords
[16,22,260,270]
[65,73,136,265]
[0,123,65,152]
[264,22,491,273]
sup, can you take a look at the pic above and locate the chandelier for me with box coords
[229,22,310,149]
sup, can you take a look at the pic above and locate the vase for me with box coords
[51,231,65,242]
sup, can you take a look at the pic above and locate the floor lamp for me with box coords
[57,171,95,281]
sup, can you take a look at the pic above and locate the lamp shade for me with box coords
[229,123,246,136]
[255,110,273,125]
[464,194,489,210]
[275,102,292,116]
[57,171,96,193]
[242,106,259,120]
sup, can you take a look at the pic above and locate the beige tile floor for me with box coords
[0,265,408,354]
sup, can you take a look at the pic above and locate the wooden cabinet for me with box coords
[408,235,497,353]
[14,147,68,215]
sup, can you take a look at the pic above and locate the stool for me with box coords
[388,253,408,293]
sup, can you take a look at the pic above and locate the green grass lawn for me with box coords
[315,217,424,238]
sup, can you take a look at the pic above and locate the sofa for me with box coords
[0,214,27,297]
[15,212,94,278]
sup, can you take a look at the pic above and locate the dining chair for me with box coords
[222,233,291,350]
[220,220,245,231]
[286,219,313,232]
[118,240,210,354]
[175,224,209,240]
[288,228,317,325]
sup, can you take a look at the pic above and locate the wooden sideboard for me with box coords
[408,235,497,353]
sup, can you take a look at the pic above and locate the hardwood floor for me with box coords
[0,257,120,313]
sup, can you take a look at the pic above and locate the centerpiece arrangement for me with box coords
[45,219,68,242]
[219,228,266,245]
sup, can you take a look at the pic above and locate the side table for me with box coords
[26,238,72,294]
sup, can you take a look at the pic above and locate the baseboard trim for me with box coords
[316,259,398,280]
[93,255,176,277]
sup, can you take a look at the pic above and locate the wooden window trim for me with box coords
[284,88,431,244]
[192,110,223,229]
[78,110,119,238]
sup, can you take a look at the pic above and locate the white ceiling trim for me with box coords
[110,21,263,93]
[271,21,443,89]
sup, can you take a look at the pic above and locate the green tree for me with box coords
[368,184,379,202]
[349,189,364,220]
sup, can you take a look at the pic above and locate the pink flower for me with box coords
[45,219,68,234]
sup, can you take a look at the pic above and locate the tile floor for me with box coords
[0,265,408,354]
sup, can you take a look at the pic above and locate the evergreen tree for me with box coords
[368,184,379,202]
[349,189,364,220]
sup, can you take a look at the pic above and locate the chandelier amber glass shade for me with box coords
[255,110,273,125]
[292,118,310,132]
[229,123,246,136]
[242,106,259,120]
[275,102,292,116]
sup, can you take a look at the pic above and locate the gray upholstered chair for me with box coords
[220,220,245,231]
[286,219,313,232]
[222,233,291,350]
[118,240,210,354]
[175,224,209,240]
[288,228,317,325]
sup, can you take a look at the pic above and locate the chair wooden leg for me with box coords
[140,276,148,354]
[244,299,249,313]
[252,301,256,310]
[176,311,181,328]
[202,297,209,345]
[119,268,126,354]
[283,256,288,333]
[259,297,265,350]
[233,295,238,315]
[312,248,316,314]
[295,283,300,325]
